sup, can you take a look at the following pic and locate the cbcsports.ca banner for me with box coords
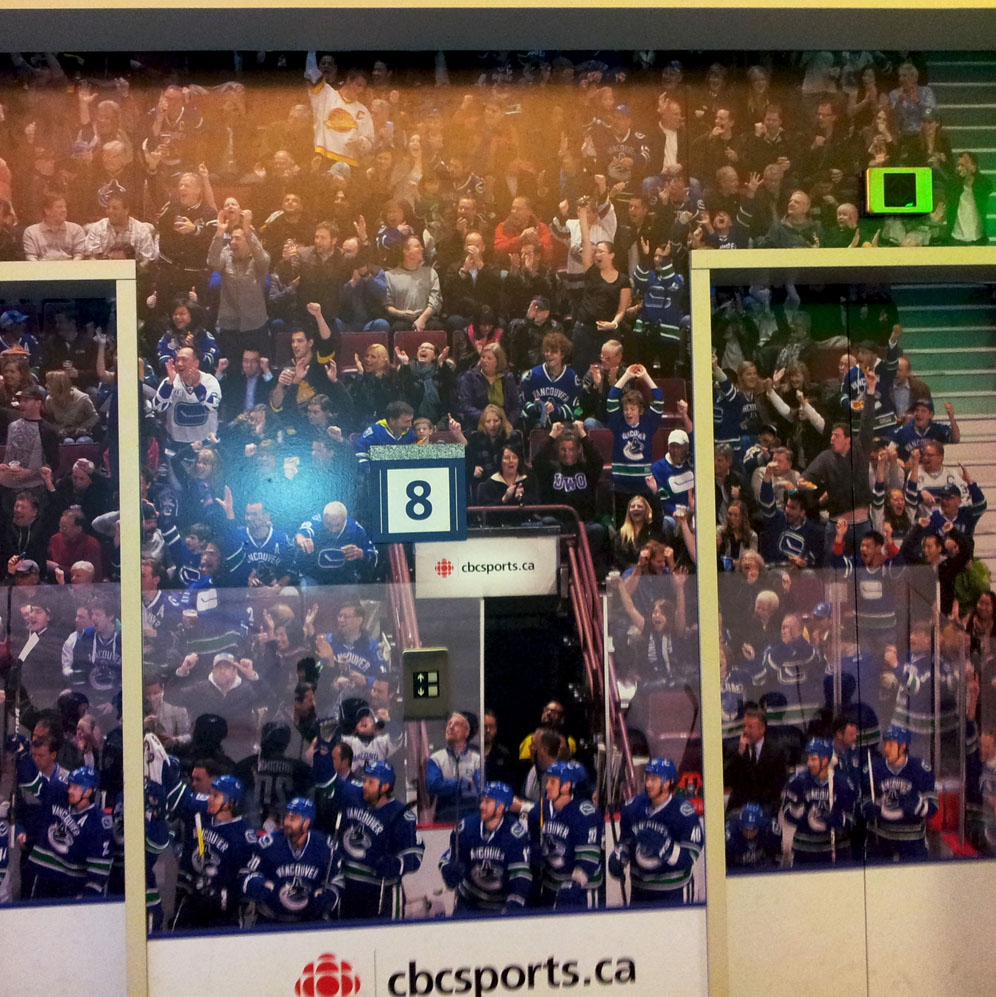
[415,535,558,598]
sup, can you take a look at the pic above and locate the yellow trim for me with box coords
[315,146,360,168]
[115,270,146,997]
[690,245,996,997]
[689,260,727,997]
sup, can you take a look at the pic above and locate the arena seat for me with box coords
[337,331,389,372]
[392,328,448,361]
[57,442,104,477]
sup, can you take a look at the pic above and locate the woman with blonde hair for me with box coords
[456,342,521,429]
[464,402,523,502]
[612,494,662,570]
[44,369,100,442]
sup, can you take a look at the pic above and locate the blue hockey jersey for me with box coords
[615,792,702,894]
[243,828,342,922]
[439,814,532,911]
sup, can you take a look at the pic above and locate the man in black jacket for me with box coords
[724,703,788,815]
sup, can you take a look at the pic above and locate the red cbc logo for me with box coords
[434,558,454,578]
[295,953,361,996]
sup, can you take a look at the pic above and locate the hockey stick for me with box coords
[606,752,627,907]
[376,798,419,918]
[828,756,836,864]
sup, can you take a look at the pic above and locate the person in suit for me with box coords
[15,599,69,713]
[217,346,274,423]
[723,702,787,815]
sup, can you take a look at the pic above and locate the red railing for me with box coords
[387,543,433,820]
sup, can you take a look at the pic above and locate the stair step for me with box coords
[918,373,996,393]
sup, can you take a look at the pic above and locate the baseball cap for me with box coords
[758,423,778,438]
[141,500,158,519]
[939,484,961,498]
[531,296,551,312]
[857,339,879,352]
[16,385,44,402]
[668,429,689,446]
[0,310,28,329]
[614,103,632,117]
[212,652,237,667]
[15,559,40,575]
[912,397,934,412]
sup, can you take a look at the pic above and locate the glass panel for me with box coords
[0,288,122,907]
[713,278,996,873]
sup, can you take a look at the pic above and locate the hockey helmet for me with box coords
[69,766,100,793]
[481,782,513,808]
[285,797,316,822]
[805,738,833,761]
[364,760,396,789]
[547,760,587,794]
[211,774,245,807]
[882,725,911,747]
[739,803,764,831]
[645,757,677,784]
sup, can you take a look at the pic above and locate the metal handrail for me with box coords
[466,503,637,797]
[387,543,432,819]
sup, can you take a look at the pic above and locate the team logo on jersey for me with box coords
[471,859,502,891]
[279,877,313,912]
[296,952,361,995]
[342,824,372,860]
[48,816,75,855]
[324,108,358,133]
[541,834,567,870]
[622,439,645,462]
[434,558,454,578]
[634,828,669,869]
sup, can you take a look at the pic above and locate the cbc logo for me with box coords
[434,558,454,578]
[295,953,361,996]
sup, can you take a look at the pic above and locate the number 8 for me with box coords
[405,479,433,520]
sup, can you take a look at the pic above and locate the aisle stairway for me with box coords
[890,281,996,575]
[886,55,996,576]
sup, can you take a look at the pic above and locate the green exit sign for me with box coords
[402,647,450,719]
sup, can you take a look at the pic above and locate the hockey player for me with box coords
[339,761,424,920]
[781,738,856,865]
[725,802,782,871]
[172,774,258,929]
[519,332,583,430]
[0,801,9,899]
[14,758,113,900]
[439,781,531,916]
[528,760,603,909]
[608,757,703,905]
[242,797,342,923]
[862,725,938,862]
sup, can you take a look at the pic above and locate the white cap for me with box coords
[668,429,689,446]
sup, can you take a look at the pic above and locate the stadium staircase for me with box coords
[889,53,996,577]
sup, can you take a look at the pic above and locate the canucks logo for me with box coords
[48,815,75,855]
[542,834,567,870]
[279,877,312,912]
[343,824,371,860]
[192,845,220,888]
[471,859,502,892]
[634,828,668,869]
[622,439,645,462]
